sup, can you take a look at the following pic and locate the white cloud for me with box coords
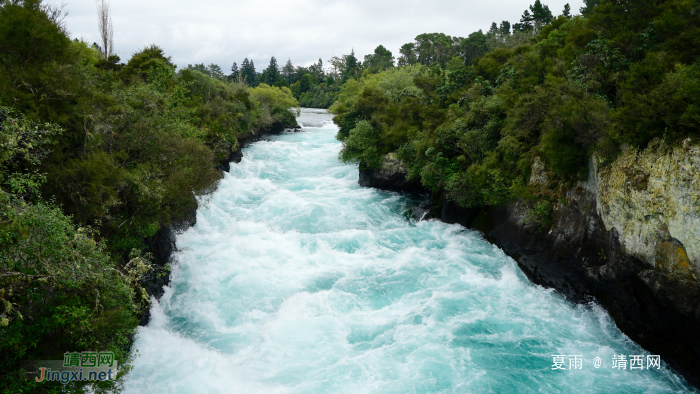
[57,0,581,71]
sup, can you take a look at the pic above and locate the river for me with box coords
[124,108,694,393]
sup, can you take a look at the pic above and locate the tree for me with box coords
[188,63,210,76]
[263,56,280,86]
[342,49,359,81]
[328,56,344,79]
[209,63,224,80]
[529,0,553,26]
[364,45,395,73]
[282,58,294,82]
[446,56,465,72]
[299,73,313,93]
[580,0,600,16]
[413,33,454,67]
[489,22,499,36]
[309,58,324,82]
[398,43,417,66]
[457,30,488,65]
[518,9,534,31]
[562,3,571,17]
[240,58,256,85]
[95,0,114,60]
[121,44,174,80]
[500,21,511,36]
[230,62,239,80]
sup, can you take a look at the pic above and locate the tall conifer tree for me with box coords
[264,56,280,85]
[230,62,239,80]
[562,3,571,17]
[241,58,256,85]
[500,21,511,36]
[282,58,294,82]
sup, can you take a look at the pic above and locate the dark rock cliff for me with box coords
[359,150,700,388]
[138,196,197,325]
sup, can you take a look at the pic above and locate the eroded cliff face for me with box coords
[594,140,700,282]
[358,141,700,387]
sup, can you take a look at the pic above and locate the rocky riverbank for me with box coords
[361,141,700,387]
[139,121,301,325]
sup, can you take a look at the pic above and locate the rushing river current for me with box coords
[125,109,694,393]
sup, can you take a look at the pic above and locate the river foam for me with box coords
[125,108,695,393]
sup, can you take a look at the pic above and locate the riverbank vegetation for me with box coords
[0,0,298,391]
[333,0,700,215]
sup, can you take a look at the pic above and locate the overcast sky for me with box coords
[57,0,583,71]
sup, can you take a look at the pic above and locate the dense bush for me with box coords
[0,1,299,391]
[332,0,700,213]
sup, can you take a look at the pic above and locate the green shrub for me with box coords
[339,120,382,169]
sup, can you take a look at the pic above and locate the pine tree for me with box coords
[519,9,533,30]
[264,56,280,86]
[346,49,357,70]
[230,62,239,80]
[343,49,358,81]
[499,21,511,36]
[282,58,294,82]
[580,0,600,16]
[562,3,571,17]
[488,22,499,36]
[529,0,553,26]
[240,58,256,85]
[250,60,257,85]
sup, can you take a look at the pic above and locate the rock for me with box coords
[412,206,432,221]
[139,195,197,325]
[594,141,700,281]
[230,149,243,164]
[529,156,549,185]
[358,153,426,194]
[439,190,478,227]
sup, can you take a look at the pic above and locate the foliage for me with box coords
[363,45,395,73]
[0,2,300,391]
[339,120,382,169]
[0,107,139,392]
[331,0,700,215]
[251,84,299,110]
[525,200,553,231]
[250,84,299,131]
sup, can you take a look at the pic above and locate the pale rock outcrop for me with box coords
[593,139,700,281]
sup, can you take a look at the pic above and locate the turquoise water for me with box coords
[125,109,694,393]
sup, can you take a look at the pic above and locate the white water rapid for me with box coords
[124,108,694,393]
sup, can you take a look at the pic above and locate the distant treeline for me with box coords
[182,1,576,109]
